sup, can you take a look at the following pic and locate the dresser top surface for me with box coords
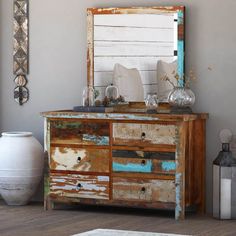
[41,110,208,122]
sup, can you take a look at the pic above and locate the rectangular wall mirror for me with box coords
[87,6,185,102]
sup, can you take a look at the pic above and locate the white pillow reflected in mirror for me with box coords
[113,63,144,102]
[157,60,177,102]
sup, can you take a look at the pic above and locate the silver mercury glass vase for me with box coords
[168,87,195,113]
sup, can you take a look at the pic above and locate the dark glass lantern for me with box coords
[213,129,236,219]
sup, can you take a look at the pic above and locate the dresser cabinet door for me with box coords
[113,123,176,146]
[113,177,175,203]
[50,120,110,145]
[50,173,110,200]
[50,147,109,172]
[112,150,175,174]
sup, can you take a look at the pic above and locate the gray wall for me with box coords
[1,0,236,213]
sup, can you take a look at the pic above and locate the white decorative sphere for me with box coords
[219,129,233,144]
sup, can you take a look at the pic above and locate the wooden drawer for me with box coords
[50,147,109,172]
[113,177,175,203]
[113,123,176,146]
[50,173,109,200]
[112,150,175,174]
[50,120,109,145]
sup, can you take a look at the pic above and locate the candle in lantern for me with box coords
[220,178,231,219]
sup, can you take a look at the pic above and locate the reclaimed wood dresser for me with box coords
[41,111,208,220]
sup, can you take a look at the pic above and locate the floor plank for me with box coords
[0,201,236,236]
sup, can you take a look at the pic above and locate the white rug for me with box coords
[72,229,191,236]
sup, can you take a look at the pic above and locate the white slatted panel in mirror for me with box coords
[94,13,177,100]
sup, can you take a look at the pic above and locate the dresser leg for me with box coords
[44,197,54,210]
[175,207,185,220]
[175,185,185,220]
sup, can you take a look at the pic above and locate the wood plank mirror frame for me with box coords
[87,6,185,101]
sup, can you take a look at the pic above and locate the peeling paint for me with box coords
[161,161,176,172]
[97,176,109,182]
[113,177,175,202]
[88,6,185,15]
[113,160,152,173]
[83,134,109,145]
[177,40,184,83]
[50,174,110,200]
[177,9,184,84]
[51,147,109,172]
[42,112,160,121]
[175,172,182,220]
[113,123,176,145]
[177,10,184,24]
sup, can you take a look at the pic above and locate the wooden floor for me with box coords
[0,201,236,236]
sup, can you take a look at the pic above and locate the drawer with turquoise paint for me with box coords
[112,150,176,174]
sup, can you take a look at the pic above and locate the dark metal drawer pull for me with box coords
[77,183,82,190]
[141,132,146,140]
[141,160,146,165]
[141,187,146,192]
[77,156,81,162]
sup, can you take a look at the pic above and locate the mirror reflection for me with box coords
[87,7,185,102]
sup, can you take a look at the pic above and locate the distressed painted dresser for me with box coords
[41,111,208,220]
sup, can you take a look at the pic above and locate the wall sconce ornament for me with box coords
[13,0,29,105]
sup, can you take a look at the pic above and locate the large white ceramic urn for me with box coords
[0,132,44,205]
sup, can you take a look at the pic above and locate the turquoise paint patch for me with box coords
[82,134,109,145]
[177,9,184,87]
[177,40,184,85]
[161,161,176,171]
[178,10,184,24]
[113,160,152,173]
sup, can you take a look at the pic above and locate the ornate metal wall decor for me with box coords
[14,75,29,105]
[13,0,29,105]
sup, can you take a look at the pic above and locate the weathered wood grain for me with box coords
[94,26,174,42]
[112,150,175,160]
[44,118,52,210]
[185,120,193,207]
[3,202,236,236]
[41,110,206,122]
[50,120,110,145]
[113,157,176,174]
[94,56,173,72]
[50,173,110,200]
[112,150,175,174]
[87,8,94,86]
[113,157,153,173]
[94,41,174,57]
[50,147,109,172]
[193,118,206,213]
[113,177,175,203]
[175,122,187,220]
[112,145,176,153]
[112,172,175,180]
[94,13,175,28]
[113,123,176,146]
[88,6,185,15]
[87,6,185,98]
[41,110,208,220]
